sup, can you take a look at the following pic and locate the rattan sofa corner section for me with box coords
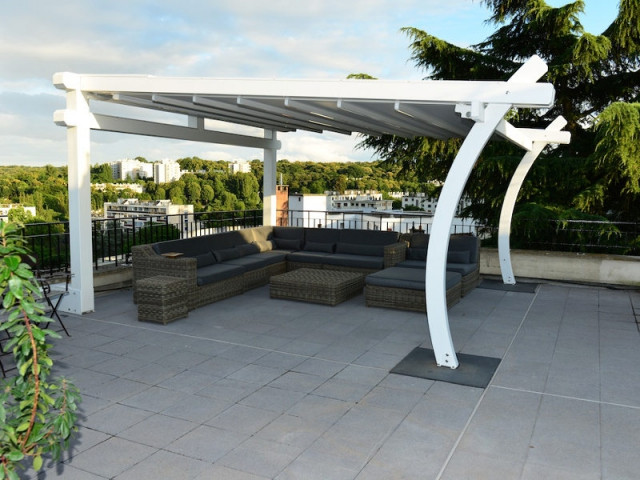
[384,242,408,268]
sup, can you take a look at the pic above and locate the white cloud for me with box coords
[1,0,613,166]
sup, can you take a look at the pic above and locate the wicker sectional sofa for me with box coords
[131,226,407,311]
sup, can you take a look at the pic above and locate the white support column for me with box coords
[497,147,544,284]
[263,130,277,226]
[64,87,95,313]
[426,103,509,368]
[498,117,569,284]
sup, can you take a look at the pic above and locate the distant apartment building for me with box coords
[229,160,252,174]
[0,204,36,221]
[154,159,182,183]
[103,199,194,232]
[110,158,181,183]
[287,190,393,228]
[327,190,393,212]
[402,192,471,216]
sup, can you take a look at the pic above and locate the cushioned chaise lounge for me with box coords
[365,267,462,312]
[397,233,481,296]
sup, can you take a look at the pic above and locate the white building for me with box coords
[103,199,194,232]
[0,204,37,221]
[229,160,252,174]
[110,158,180,183]
[327,190,393,211]
[153,159,182,184]
[402,192,472,216]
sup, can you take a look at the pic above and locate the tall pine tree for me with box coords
[360,0,640,225]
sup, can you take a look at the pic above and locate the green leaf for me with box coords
[7,450,24,462]
[32,454,43,471]
[8,277,23,300]
[4,255,20,271]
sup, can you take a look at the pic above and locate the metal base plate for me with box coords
[478,279,539,293]
[390,347,501,389]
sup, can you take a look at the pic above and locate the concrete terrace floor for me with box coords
[10,278,640,479]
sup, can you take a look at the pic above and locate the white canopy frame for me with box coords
[53,55,569,369]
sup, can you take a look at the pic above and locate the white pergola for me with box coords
[53,55,569,369]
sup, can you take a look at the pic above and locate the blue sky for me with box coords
[0,1,619,167]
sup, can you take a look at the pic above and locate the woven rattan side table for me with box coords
[137,275,189,324]
[270,268,364,306]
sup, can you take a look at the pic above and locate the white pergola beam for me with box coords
[54,110,281,149]
[53,72,555,108]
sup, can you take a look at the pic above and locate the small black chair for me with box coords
[39,272,71,337]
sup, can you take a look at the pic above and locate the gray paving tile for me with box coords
[166,425,247,462]
[227,364,287,385]
[286,393,352,425]
[83,403,153,435]
[239,385,306,413]
[268,371,327,393]
[220,437,303,478]
[255,413,328,448]
[454,387,540,461]
[122,362,185,385]
[312,378,373,403]
[601,403,640,479]
[194,464,270,479]
[67,437,156,478]
[120,386,189,413]
[207,403,280,434]
[118,413,198,448]
[157,369,219,393]
[113,449,209,480]
[161,392,231,422]
[440,451,524,480]
[196,377,260,402]
[525,395,601,476]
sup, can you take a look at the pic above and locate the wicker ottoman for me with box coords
[137,275,189,324]
[365,267,462,312]
[270,268,364,306]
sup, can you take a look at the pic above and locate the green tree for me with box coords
[359,0,640,225]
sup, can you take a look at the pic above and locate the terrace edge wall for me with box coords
[481,248,640,287]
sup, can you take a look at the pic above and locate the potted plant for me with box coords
[0,220,80,479]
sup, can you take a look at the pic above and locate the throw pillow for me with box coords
[213,247,242,262]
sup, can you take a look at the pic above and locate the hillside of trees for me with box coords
[0,158,432,221]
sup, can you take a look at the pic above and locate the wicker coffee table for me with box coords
[270,268,364,306]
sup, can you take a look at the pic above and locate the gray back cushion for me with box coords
[449,235,479,264]
[273,227,305,240]
[339,229,398,245]
[305,228,341,244]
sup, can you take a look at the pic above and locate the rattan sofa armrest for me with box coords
[384,242,407,268]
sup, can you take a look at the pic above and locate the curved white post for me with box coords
[497,146,543,284]
[426,103,510,369]
[498,116,569,284]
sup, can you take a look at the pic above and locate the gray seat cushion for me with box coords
[445,262,478,276]
[286,251,333,265]
[366,267,461,290]
[196,264,246,286]
[397,259,477,276]
[224,252,287,271]
[323,253,384,270]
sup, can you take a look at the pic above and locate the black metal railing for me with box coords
[17,209,639,273]
[19,209,263,274]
